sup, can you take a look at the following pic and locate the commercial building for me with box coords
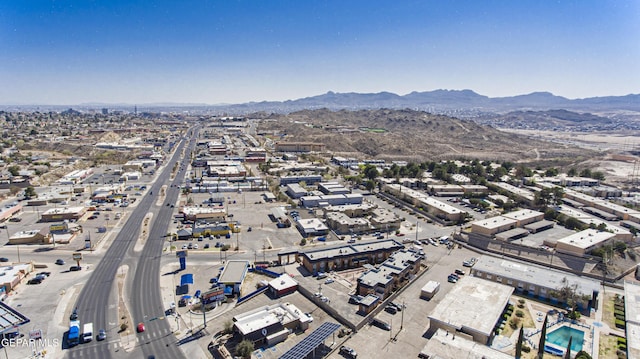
[40,207,86,222]
[295,218,330,237]
[181,206,227,221]
[218,260,250,296]
[428,276,514,345]
[232,302,312,346]
[279,175,323,186]
[8,229,49,245]
[297,239,404,275]
[471,255,599,312]
[268,274,298,297]
[0,263,34,294]
[299,193,363,208]
[274,142,325,153]
[555,228,617,257]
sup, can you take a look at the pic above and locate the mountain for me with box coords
[212,90,640,115]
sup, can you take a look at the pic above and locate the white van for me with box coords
[82,322,93,343]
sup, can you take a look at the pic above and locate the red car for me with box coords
[137,323,145,333]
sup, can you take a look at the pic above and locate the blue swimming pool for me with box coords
[546,325,584,352]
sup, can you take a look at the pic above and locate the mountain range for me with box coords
[218,90,640,115]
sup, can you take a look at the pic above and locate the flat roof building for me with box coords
[40,206,86,222]
[471,255,599,312]
[428,276,514,345]
[218,260,249,296]
[233,302,311,346]
[624,280,640,359]
[298,239,404,275]
[555,228,616,257]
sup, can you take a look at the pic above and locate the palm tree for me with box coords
[537,315,548,359]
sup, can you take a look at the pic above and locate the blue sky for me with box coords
[1,0,638,104]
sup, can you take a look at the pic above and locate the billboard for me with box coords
[201,286,225,304]
[72,252,83,260]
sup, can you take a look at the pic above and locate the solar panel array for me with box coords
[279,322,341,359]
[0,301,30,333]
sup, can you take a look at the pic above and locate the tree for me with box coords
[574,351,592,359]
[7,165,19,177]
[24,186,37,199]
[223,320,234,334]
[515,326,524,359]
[9,186,21,196]
[236,339,254,359]
[564,336,573,359]
[537,315,548,359]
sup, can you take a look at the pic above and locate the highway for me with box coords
[66,128,197,359]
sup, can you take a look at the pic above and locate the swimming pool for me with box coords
[546,325,584,352]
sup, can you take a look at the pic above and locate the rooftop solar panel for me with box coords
[279,322,341,359]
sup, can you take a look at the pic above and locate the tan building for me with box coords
[8,229,49,245]
[40,207,86,222]
[555,228,616,257]
[274,142,325,153]
[357,249,422,300]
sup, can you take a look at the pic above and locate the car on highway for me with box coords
[339,345,358,358]
[136,323,145,333]
[97,329,106,341]
[0,258,8,262]
[55,259,65,265]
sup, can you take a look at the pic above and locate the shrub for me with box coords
[522,345,531,353]
[517,303,525,309]
[509,317,520,329]
[618,338,627,345]
[615,319,625,329]
[515,310,524,318]
[300,238,307,246]
[518,299,525,304]
[236,340,254,359]
[618,343,626,351]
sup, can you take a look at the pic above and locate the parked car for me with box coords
[339,345,358,358]
[454,269,466,275]
[0,258,8,262]
[325,278,334,284]
[349,295,364,304]
[385,305,397,314]
[70,266,82,271]
[372,318,391,331]
[27,278,43,285]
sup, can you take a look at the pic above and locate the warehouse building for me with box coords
[555,228,617,257]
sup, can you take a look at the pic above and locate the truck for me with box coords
[82,322,93,343]
[68,320,80,347]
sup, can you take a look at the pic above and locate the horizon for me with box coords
[2,1,639,105]
[2,88,639,108]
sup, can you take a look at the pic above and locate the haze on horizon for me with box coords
[1,0,639,105]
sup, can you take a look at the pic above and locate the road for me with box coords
[66,128,197,359]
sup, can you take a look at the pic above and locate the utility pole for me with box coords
[400,300,405,330]
[201,297,207,328]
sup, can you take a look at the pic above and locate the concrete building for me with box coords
[297,239,404,275]
[0,263,34,294]
[420,328,514,359]
[285,183,308,199]
[420,280,440,300]
[299,193,363,208]
[268,274,298,297]
[492,182,535,204]
[356,249,422,300]
[279,175,323,186]
[428,276,513,345]
[295,218,329,237]
[40,207,86,222]
[501,209,544,226]
[218,260,250,296]
[325,212,370,235]
[274,142,325,153]
[232,302,311,346]
[624,280,640,359]
[471,216,518,237]
[383,184,463,223]
[181,206,227,221]
[471,255,599,312]
[555,228,617,257]
[8,229,49,245]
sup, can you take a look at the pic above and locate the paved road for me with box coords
[65,128,197,359]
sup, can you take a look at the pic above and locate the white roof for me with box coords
[556,228,616,249]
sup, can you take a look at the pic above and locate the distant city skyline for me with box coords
[1,0,639,105]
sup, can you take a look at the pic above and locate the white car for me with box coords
[182,244,188,250]
[193,243,199,249]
